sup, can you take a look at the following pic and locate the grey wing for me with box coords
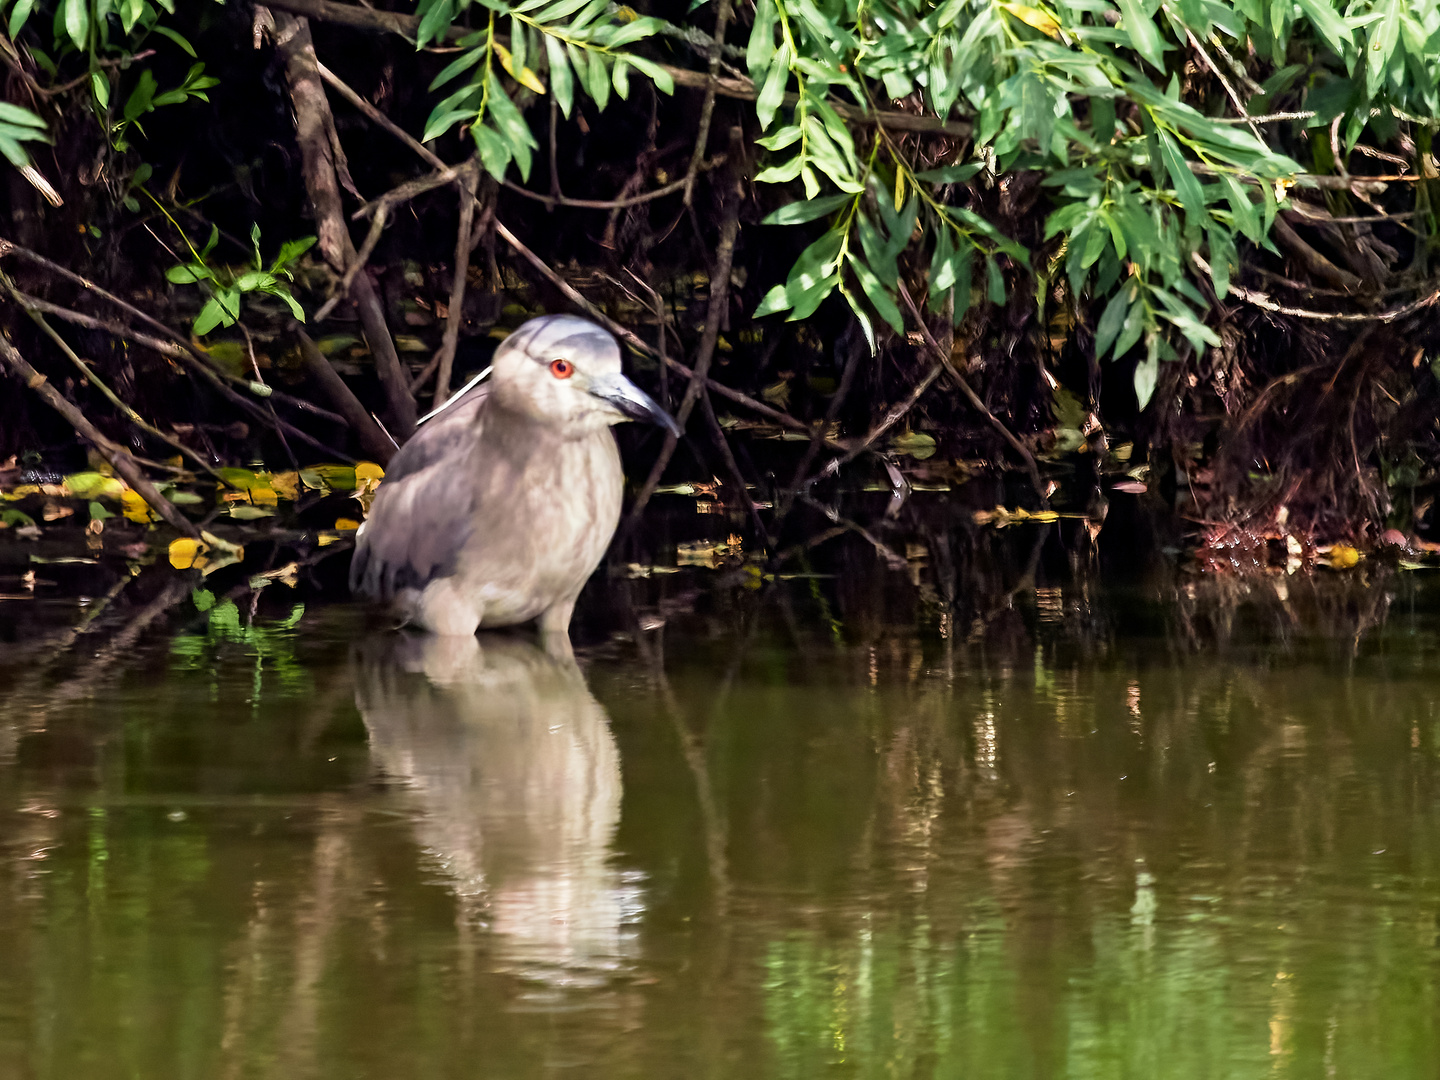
[350,384,490,600]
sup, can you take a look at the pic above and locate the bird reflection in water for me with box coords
[352,633,640,986]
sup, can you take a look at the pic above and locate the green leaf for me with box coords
[151,24,197,56]
[234,271,276,292]
[929,225,957,299]
[473,122,513,181]
[622,54,673,95]
[193,296,228,336]
[1292,0,1350,55]
[840,284,878,356]
[123,70,158,122]
[1113,294,1146,358]
[264,285,306,322]
[0,103,46,131]
[755,282,793,318]
[1133,345,1158,409]
[1366,0,1402,98]
[62,0,88,49]
[416,0,455,48]
[270,235,317,272]
[201,223,219,258]
[848,254,905,334]
[1114,0,1165,70]
[754,154,804,184]
[760,193,852,225]
[166,263,212,284]
[1094,281,1130,359]
[985,256,1006,305]
[92,72,111,111]
[544,35,574,117]
[1157,129,1204,230]
[756,46,791,129]
[747,0,778,80]
[8,0,37,37]
[429,47,485,91]
[486,68,538,178]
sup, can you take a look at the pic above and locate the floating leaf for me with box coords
[890,431,938,459]
[169,536,205,569]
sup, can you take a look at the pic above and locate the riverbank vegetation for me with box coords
[0,0,1438,571]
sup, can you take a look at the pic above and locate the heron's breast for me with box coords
[457,432,623,614]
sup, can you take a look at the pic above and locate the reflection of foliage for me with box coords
[762,899,1440,1077]
[169,588,309,701]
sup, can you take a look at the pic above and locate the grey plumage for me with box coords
[350,315,678,638]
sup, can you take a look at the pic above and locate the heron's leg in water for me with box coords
[538,599,576,660]
[416,578,485,637]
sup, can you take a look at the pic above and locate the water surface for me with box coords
[3,558,1440,1078]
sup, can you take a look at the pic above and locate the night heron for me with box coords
[350,315,679,637]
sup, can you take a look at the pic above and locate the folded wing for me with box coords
[350,384,491,600]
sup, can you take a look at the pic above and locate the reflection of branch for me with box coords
[632,622,731,912]
[1,577,191,758]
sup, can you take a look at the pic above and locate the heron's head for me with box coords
[490,315,681,438]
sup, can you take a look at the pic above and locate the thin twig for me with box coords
[818,360,946,476]
[897,283,1046,501]
[782,329,863,512]
[313,202,387,321]
[700,387,771,545]
[626,154,743,531]
[38,49,155,96]
[1180,20,1262,141]
[294,326,396,462]
[501,165,723,210]
[0,240,348,426]
[683,0,733,207]
[1194,253,1440,321]
[434,168,479,407]
[319,59,447,170]
[0,333,201,538]
[20,305,228,483]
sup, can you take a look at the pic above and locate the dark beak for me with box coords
[587,373,683,438]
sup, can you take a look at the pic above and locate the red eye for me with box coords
[549,358,574,379]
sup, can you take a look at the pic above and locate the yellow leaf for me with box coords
[354,462,385,483]
[1000,3,1061,36]
[64,471,125,500]
[334,518,361,532]
[1328,544,1361,569]
[269,471,300,500]
[169,536,206,569]
[121,488,154,524]
[249,486,278,507]
[317,531,339,547]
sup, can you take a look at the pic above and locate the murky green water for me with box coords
[4,561,1440,1078]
